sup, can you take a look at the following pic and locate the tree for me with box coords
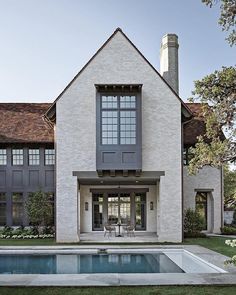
[224,165,236,208]
[26,191,54,230]
[188,66,236,174]
[202,0,236,46]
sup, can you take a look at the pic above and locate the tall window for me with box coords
[101,95,136,145]
[0,149,7,165]
[135,193,146,230]
[0,193,6,226]
[45,149,55,165]
[12,149,23,165]
[12,193,24,225]
[183,147,194,165]
[29,149,40,165]
[196,192,208,230]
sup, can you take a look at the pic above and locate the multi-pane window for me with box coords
[12,149,23,165]
[29,149,40,165]
[196,192,208,230]
[0,149,7,165]
[0,193,6,226]
[183,147,194,165]
[135,193,146,230]
[101,95,136,145]
[120,95,136,108]
[45,149,55,165]
[102,111,118,144]
[120,111,136,144]
[12,193,24,225]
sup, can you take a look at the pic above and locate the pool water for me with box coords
[0,253,185,274]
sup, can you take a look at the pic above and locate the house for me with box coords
[0,28,223,242]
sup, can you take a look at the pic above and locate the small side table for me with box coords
[116,223,122,237]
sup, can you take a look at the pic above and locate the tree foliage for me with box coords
[224,165,236,207]
[202,0,236,46]
[188,66,236,174]
[26,191,53,229]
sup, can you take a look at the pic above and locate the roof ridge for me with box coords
[44,27,192,119]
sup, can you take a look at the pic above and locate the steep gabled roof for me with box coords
[44,28,192,121]
[184,103,225,145]
[184,103,206,145]
[0,103,54,143]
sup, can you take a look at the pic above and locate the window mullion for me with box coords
[118,95,120,145]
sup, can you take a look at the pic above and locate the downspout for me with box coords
[221,165,224,231]
[181,116,194,242]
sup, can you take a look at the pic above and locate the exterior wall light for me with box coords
[150,201,154,210]
[85,202,89,211]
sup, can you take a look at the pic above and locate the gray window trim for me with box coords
[96,89,142,171]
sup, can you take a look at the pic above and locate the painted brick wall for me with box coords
[183,166,222,233]
[56,31,182,242]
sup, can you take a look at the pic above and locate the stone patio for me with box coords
[80,232,159,243]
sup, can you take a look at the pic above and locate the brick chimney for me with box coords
[160,34,179,94]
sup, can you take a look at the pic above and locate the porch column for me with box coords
[158,172,182,242]
[77,188,81,238]
[56,175,80,243]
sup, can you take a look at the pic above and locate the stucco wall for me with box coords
[56,31,182,242]
[183,166,222,233]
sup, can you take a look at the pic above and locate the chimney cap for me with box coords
[161,33,179,49]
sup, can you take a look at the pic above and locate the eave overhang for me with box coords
[72,171,165,185]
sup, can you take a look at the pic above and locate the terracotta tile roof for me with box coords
[184,103,206,145]
[0,103,54,143]
[0,102,207,145]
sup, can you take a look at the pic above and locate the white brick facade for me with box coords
[54,30,222,242]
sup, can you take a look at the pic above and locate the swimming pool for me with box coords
[0,249,225,274]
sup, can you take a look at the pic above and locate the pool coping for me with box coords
[0,245,236,286]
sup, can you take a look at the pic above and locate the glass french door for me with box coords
[135,193,146,230]
[92,191,146,231]
[107,193,131,224]
[92,194,104,230]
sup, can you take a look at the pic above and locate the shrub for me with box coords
[232,210,236,227]
[225,240,236,266]
[221,226,236,235]
[184,208,205,238]
[0,226,14,235]
[26,191,54,231]
[0,226,54,239]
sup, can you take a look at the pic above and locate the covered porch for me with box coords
[74,171,164,241]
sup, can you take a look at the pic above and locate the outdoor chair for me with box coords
[104,224,116,237]
[125,224,135,237]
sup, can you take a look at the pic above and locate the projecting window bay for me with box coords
[101,95,137,145]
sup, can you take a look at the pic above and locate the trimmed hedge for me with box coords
[221,226,236,235]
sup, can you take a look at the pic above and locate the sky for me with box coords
[0,0,235,103]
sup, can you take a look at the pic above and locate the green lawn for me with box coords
[0,286,236,295]
[184,237,235,257]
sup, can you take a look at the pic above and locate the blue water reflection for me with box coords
[0,253,184,274]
